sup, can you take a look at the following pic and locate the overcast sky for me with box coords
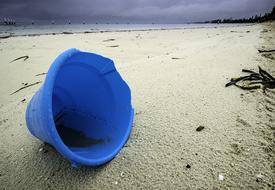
[0,0,274,23]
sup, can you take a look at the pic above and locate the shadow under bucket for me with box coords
[26,48,134,167]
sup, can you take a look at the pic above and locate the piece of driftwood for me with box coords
[258,49,275,53]
[10,55,29,63]
[225,66,275,91]
[10,81,41,95]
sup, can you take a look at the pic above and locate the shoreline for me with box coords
[0,23,254,39]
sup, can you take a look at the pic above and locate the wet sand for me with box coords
[0,22,274,189]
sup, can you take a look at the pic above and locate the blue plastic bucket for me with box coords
[25,48,134,167]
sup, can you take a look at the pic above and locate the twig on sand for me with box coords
[171,57,184,60]
[258,49,275,53]
[10,81,41,95]
[107,45,119,47]
[225,66,275,91]
[35,72,47,76]
[103,38,115,42]
[10,55,29,63]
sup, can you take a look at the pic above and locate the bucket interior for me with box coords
[51,62,127,160]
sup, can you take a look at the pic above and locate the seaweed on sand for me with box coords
[225,66,275,91]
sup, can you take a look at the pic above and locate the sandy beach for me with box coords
[0,22,274,189]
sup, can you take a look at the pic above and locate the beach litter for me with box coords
[196,126,205,132]
[25,48,134,167]
[218,174,224,181]
[225,66,275,91]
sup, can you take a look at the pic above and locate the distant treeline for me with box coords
[206,6,275,24]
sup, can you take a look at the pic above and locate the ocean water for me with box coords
[0,23,243,36]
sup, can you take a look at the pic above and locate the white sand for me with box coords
[0,22,274,189]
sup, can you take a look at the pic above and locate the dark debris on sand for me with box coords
[9,55,29,63]
[258,49,275,53]
[10,81,41,95]
[196,126,205,132]
[186,164,191,169]
[107,45,119,48]
[103,38,115,42]
[225,66,275,91]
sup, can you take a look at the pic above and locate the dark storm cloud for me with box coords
[0,0,274,23]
